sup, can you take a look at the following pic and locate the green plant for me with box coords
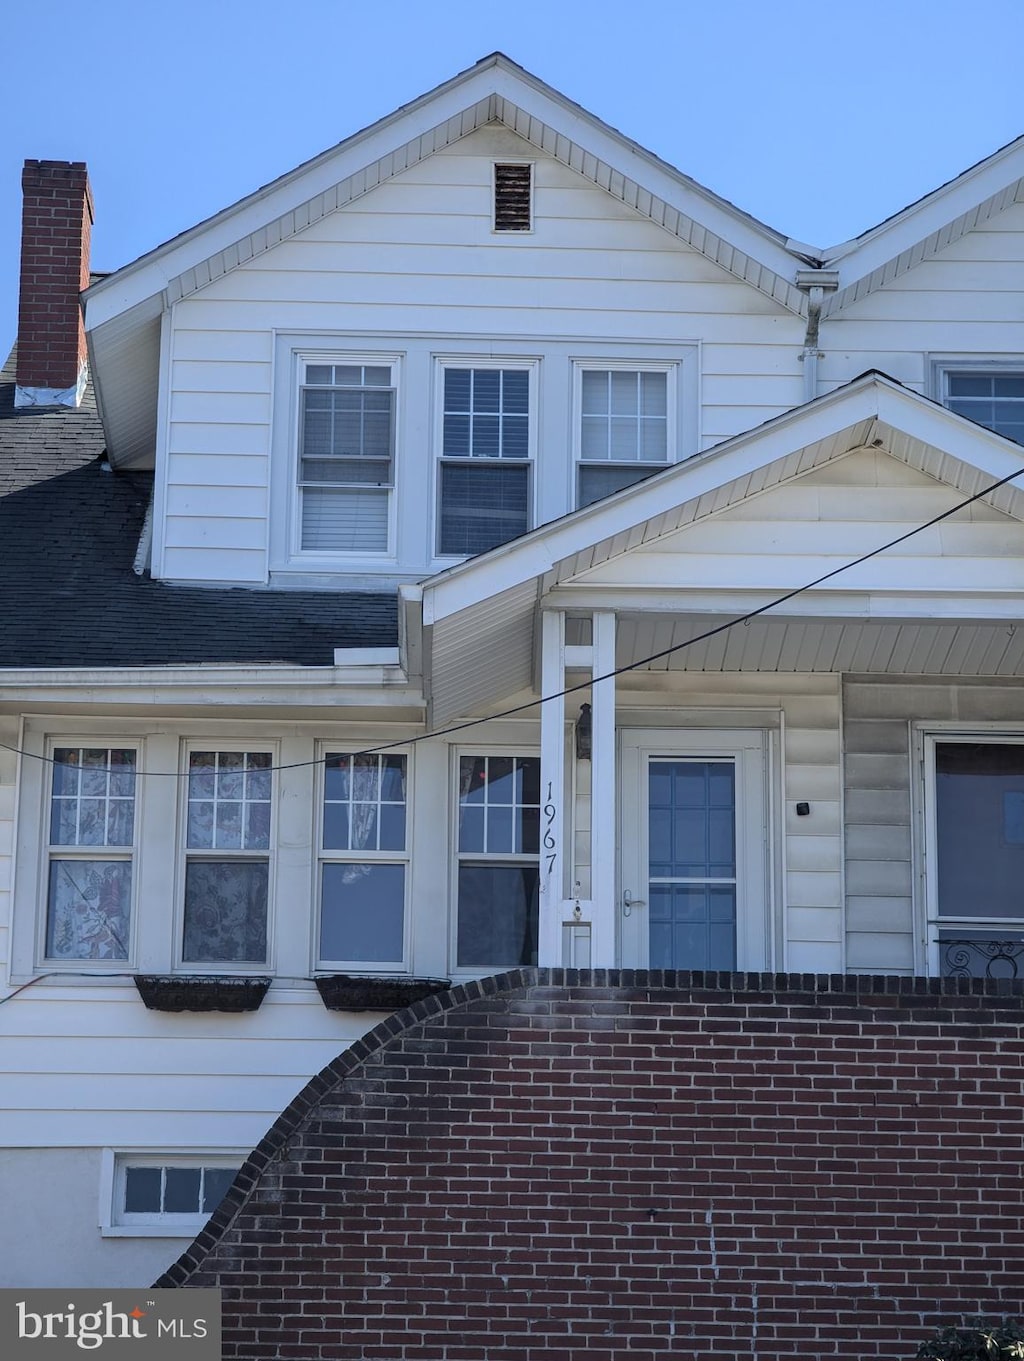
[918,1320,1024,1361]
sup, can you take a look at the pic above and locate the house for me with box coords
[3,51,1024,1321]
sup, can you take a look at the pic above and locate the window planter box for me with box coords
[314,974,450,1012]
[133,975,272,1012]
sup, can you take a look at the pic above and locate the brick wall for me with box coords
[17,160,93,394]
[161,971,1024,1360]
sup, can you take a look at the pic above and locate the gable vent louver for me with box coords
[494,163,532,231]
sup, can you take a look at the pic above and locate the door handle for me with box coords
[623,889,646,917]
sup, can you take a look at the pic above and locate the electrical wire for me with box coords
[1,453,1023,781]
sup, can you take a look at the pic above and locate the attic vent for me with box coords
[494,163,532,232]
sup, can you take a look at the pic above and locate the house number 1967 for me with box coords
[543,780,557,876]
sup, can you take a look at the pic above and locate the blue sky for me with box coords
[2,0,1023,350]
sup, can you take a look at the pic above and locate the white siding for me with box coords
[822,200,1024,395]
[158,124,804,584]
[571,446,1024,597]
[843,677,1024,973]
[0,717,16,979]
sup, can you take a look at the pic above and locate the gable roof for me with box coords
[413,372,1024,721]
[822,133,1024,315]
[82,53,809,468]
[0,351,397,671]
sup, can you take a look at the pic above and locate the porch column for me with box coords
[590,611,617,965]
[538,609,567,966]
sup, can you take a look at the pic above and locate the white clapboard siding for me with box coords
[159,123,804,583]
[822,201,1024,393]
[0,988,378,1148]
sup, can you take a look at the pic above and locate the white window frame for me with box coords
[919,725,1024,977]
[100,1149,246,1238]
[573,360,679,509]
[36,738,142,973]
[450,746,542,974]
[434,357,539,560]
[287,348,402,564]
[175,741,278,973]
[932,356,1024,441]
[492,160,534,234]
[315,745,412,973]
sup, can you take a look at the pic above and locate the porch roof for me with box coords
[411,373,1024,724]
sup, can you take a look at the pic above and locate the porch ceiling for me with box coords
[611,612,1024,678]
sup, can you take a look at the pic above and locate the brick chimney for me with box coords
[15,160,94,409]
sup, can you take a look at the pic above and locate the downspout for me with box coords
[794,268,840,403]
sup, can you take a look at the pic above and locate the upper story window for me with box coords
[493,163,532,232]
[938,366,1024,444]
[576,365,674,507]
[318,751,409,970]
[45,747,137,962]
[299,360,396,553]
[438,364,535,557]
[182,749,273,967]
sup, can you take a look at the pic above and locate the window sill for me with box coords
[101,1223,207,1239]
[133,975,272,1012]
[314,974,450,1011]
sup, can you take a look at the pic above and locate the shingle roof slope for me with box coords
[0,353,397,668]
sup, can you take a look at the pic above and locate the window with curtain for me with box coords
[45,746,137,961]
[319,752,408,967]
[438,366,532,556]
[456,754,540,968]
[182,750,272,965]
[577,367,671,507]
[299,362,395,552]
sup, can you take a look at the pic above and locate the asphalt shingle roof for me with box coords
[0,353,398,668]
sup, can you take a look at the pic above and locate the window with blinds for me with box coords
[576,366,673,508]
[438,365,533,556]
[299,362,395,553]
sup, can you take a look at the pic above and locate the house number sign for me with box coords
[543,780,557,877]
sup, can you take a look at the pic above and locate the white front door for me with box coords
[619,729,770,970]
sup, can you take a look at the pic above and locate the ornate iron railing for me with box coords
[939,937,1024,979]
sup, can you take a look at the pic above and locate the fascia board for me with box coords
[483,68,797,283]
[0,663,423,696]
[423,379,889,624]
[84,58,798,331]
[822,136,1024,285]
[874,382,1024,477]
[83,68,504,328]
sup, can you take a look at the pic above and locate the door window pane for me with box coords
[647,758,737,969]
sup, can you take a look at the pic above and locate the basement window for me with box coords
[102,1153,242,1237]
[494,163,532,232]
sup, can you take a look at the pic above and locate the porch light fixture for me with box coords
[575,703,592,760]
